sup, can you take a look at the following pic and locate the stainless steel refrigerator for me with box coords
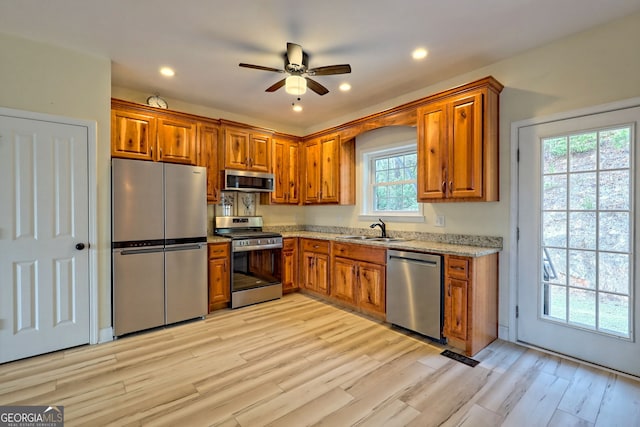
[112,158,208,336]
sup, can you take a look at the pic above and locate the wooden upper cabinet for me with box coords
[111,100,198,165]
[267,137,300,205]
[156,117,197,165]
[111,109,156,160]
[302,134,354,205]
[199,121,221,203]
[417,78,501,202]
[449,93,483,199]
[223,125,271,172]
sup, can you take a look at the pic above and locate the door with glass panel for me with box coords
[517,105,639,377]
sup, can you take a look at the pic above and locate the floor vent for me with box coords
[440,349,480,367]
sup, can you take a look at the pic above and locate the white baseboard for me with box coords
[498,325,510,341]
[98,327,114,344]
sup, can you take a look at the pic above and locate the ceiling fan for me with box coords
[239,42,351,96]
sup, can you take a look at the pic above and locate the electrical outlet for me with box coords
[435,215,445,227]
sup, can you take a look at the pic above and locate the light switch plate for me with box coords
[435,215,445,227]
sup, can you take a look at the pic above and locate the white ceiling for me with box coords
[2,0,640,133]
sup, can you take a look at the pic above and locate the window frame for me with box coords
[359,142,424,222]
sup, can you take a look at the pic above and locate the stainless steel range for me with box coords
[214,216,283,308]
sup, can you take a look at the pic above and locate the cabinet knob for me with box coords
[75,243,86,250]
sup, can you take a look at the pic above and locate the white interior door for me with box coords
[517,105,640,377]
[0,114,90,363]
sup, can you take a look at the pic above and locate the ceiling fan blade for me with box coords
[239,63,284,73]
[265,78,286,92]
[286,42,304,67]
[306,78,329,96]
[307,64,352,76]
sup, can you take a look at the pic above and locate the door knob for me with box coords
[75,243,86,250]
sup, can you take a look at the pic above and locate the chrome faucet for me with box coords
[370,219,387,238]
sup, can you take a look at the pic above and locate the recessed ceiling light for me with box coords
[339,83,351,92]
[292,104,303,112]
[412,48,428,60]
[160,67,175,77]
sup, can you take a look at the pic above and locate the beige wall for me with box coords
[0,32,113,334]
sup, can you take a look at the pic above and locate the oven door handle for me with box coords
[233,243,283,252]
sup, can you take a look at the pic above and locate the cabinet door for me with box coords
[111,109,156,160]
[417,102,447,200]
[271,139,287,203]
[286,141,300,203]
[301,251,316,292]
[249,133,270,172]
[157,117,197,165]
[357,261,385,314]
[332,257,357,305]
[208,257,229,310]
[448,92,483,199]
[445,278,468,341]
[282,239,298,292]
[319,136,339,203]
[303,140,321,203]
[315,253,330,295]
[200,123,220,203]
[224,128,249,169]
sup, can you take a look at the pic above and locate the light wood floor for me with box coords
[1,293,638,427]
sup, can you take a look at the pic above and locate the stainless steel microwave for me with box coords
[224,169,275,192]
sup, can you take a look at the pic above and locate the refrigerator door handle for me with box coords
[164,244,203,252]
[120,247,164,256]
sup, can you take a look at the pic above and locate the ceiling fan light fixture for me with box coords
[285,75,307,95]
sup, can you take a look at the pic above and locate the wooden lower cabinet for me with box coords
[357,261,385,315]
[280,238,298,293]
[208,242,230,312]
[331,242,386,317]
[300,239,330,295]
[332,257,357,304]
[443,253,498,356]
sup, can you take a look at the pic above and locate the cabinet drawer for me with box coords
[282,237,297,251]
[332,242,386,265]
[447,256,469,279]
[208,243,229,259]
[301,238,330,254]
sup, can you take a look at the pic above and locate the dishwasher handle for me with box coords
[388,255,439,267]
[387,250,441,267]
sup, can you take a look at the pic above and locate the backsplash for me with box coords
[264,224,503,249]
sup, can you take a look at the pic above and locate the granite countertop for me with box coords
[278,231,500,257]
[207,228,501,257]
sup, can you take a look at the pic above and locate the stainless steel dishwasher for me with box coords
[386,250,444,342]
